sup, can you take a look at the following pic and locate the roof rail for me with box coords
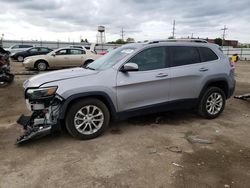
[147,39,208,44]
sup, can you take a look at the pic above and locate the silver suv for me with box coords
[17,41,235,143]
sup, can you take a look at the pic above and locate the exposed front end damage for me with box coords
[16,86,63,144]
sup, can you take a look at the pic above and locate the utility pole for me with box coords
[221,25,228,47]
[172,20,176,39]
[0,34,4,47]
[121,27,125,41]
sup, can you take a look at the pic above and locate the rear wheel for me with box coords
[83,60,94,67]
[36,60,48,71]
[65,98,110,140]
[198,87,226,119]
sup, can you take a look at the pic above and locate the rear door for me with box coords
[169,46,217,101]
[67,49,85,66]
[116,46,171,112]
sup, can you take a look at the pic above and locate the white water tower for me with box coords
[96,26,106,44]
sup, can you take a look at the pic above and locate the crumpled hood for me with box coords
[23,68,98,88]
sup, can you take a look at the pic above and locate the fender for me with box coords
[198,77,229,100]
[58,91,117,120]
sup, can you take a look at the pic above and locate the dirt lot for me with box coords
[0,61,250,188]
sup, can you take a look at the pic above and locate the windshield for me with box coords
[87,47,136,70]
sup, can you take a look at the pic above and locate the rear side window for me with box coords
[170,46,200,67]
[70,49,85,55]
[198,47,218,62]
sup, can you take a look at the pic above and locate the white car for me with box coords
[69,44,96,53]
[5,44,34,56]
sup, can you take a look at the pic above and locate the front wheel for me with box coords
[36,61,48,71]
[198,87,226,119]
[82,60,94,67]
[65,98,110,140]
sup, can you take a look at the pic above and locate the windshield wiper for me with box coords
[84,66,95,70]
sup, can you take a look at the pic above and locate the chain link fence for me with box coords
[222,47,250,61]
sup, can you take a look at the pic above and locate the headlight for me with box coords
[26,87,58,100]
[23,58,31,64]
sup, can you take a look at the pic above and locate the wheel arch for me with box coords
[59,91,117,121]
[34,59,49,68]
[199,78,229,100]
[84,59,94,64]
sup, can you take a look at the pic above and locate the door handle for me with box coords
[156,73,168,78]
[199,67,209,72]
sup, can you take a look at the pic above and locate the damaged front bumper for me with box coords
[16,94,63,144]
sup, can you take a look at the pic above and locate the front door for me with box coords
[116,46,170,112]
[50,49,69,68]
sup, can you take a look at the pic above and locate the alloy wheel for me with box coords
[206,92,223,115]
[74,105,104,135]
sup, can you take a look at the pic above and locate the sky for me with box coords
[0,0,250,43]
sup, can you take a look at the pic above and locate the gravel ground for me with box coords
[0,61,250,188]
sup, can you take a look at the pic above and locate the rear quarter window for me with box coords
[198,47,218,62]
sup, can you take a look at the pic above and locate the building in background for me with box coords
[206,38,238,47]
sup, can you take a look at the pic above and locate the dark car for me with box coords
[12,47,53,62]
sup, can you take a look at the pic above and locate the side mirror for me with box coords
[121,62,138,72]
[52,53,56,57]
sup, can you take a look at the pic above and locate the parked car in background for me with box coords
[69,45,87,50]
[11,47,53,62]
[97,51,107,55]
[23,47,101,71]
[5,44,34,56]
[97,47,116,55]
[69,45,96,54]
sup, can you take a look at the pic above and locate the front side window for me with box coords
[56,49,68,55]
[29,48,39,52]
[12,45,19,49]
[199,47,218,62]
[129,47,166,71]
[170,46,200,67]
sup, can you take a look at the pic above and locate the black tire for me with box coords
[0,81,8,87]
[7,73,14,83]
[198,87,226,119]
[17,56,24,62]
[36,60,48,71]
[83,60,94,67]
[65,98,110,140]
